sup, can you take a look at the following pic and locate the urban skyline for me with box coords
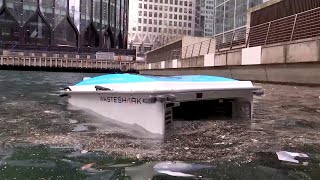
[128,0,202,54]
[0,0,129,49]
[128,0,269,54]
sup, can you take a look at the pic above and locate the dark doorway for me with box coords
[24,14,51,45]
[55,18,78,47]
[0,10,20,43]
[83,23,99,47]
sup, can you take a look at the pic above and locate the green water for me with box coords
[0,70,320,179]
[1,144,320,179]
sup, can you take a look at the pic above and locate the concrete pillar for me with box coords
[161,61,165,69]
[204,53,215,67]
[241,46,262,65]
[172,59,178,68]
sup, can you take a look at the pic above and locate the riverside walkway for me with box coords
[0,55,145,73]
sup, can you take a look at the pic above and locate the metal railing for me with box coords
[0,43,137,57]
[145,6,320,63]
[0,55,146,71]
[146,38,215,63]
[215,6,320,51]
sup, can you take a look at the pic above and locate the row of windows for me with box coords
[138,12,193,20]
[139,0,193,7]
[213,0,263,34]
[138,11,193,22]
[138,4,193,14]
[133,27,192,35]
[137,18,192,27]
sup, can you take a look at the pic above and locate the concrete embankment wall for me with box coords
[139,62,320,85]
[214,37,320,66]
[140,37,320,85]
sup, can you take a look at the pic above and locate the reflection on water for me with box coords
[0,145,320,179]
[1,70,320,179]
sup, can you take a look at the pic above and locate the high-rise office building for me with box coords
[201,0,268,37]
[0,0,129,49]
[128,0,201,54]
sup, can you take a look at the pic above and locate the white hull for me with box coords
[61,74,260,136]
[66,88,256,136]
[68,93,166,135]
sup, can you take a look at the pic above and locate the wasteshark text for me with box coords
[100,96,143,104]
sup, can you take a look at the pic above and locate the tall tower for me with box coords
[202,0,266,37]
[128,0,199,55]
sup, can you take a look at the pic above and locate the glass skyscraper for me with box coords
[202,0,266,37]
[0,0,129,49]
[128,0,201,53]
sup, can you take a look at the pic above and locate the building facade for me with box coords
[201,0,267,37]
[0,0,129,49]
[128,0,202,54]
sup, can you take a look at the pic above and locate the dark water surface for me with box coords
[0,70,320,179]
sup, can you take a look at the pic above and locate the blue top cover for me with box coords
[75,74,237,86]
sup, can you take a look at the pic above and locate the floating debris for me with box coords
[81,150,88,154]
[157,170,194,177]
[81,163,95,170]
[153,161,212,172]
[276,151,309,164]
[69,119,78,124]
[72,125,89,132]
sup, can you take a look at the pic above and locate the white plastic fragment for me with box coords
[157,170,194,177]
[80,150,88,154]
[276,151,309,164]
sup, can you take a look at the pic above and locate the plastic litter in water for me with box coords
[276,151,309,164]
[157,170,194,177]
